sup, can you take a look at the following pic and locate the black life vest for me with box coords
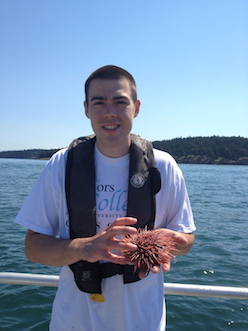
[65,134,161,294]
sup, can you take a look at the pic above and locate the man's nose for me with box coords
[104,103,117,117]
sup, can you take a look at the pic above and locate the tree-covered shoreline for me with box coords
[0,136,247,165]
[152,136,248,165]
[0,148,60,160]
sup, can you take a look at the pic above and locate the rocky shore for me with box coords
[174,155,248,165]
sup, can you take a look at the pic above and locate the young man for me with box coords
[15,65,195,330]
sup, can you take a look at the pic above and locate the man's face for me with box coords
[84,78,140,155]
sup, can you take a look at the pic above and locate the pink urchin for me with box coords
[121,227,177,272]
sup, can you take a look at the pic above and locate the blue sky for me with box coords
[1,0,247,151]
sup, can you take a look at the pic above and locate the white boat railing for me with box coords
[1,272,248,300]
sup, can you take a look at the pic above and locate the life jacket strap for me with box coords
[70,262,141,294]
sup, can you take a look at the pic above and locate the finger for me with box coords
[106,238,137,254]
[105,225,138,239]
[151,265,160,274]
[161,262,171,273]
[138,265,150,279]
[107,217,138,229]
[104,252,137,265]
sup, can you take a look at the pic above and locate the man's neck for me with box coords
[95,137,131,158]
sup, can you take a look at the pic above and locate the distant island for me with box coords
[0,136,247,165]
[0,148,60,160]
[152,136,248,165]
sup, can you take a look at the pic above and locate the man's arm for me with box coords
[25,217,138,267]
[138,229,195,278]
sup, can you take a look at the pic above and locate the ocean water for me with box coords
[0,158,247,330]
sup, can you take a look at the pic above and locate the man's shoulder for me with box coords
[153,148,177,165]
[153,148,182,177]
[46,148,68,171]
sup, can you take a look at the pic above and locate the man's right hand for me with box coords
[25,217,138,267]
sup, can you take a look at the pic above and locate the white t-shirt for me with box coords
[95,145,129,232]
[15,145,195,331]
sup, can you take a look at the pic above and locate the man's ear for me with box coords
[134,99,141,118]
[84,101,90,118]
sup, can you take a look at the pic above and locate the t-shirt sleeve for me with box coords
[165,171,195,233]
[14,149,67,237]
[154,149,196,233]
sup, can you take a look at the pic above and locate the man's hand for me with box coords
[25,217,138,267]
[138,229,194,279]
[80,217,138,264]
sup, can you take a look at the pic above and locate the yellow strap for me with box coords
[90,293,105,302]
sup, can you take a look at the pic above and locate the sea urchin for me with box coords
[121,227,177,272]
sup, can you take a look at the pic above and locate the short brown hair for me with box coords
[85,65,137,104]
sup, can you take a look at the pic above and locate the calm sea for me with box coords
[0,158,247,330]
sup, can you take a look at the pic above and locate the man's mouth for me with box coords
[103,124,120,130]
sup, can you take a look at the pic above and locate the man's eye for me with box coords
[116,100,128,105]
